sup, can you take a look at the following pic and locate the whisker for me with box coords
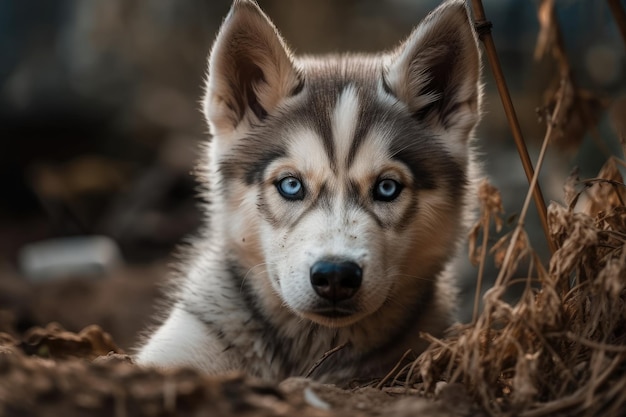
[385,273,436,283]
[240,261,276,292]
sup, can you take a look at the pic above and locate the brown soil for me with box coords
[0,264,477,417]
[0,327,478,417]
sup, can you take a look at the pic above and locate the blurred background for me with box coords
[0,0,625,350]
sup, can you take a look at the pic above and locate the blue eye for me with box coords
[276,176,305,200]
[373,179,403,202]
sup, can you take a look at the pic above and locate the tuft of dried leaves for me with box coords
[390,156,626,415]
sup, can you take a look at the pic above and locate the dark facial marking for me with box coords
[387,121,466,195]
[284,182,331,232]
[290,77,305,96]
[345,98,381,168]
[219,133,286,187]
[257,191,282,227]
[345,180,364,208]
[297,84,337,172]
[393,192,420,233]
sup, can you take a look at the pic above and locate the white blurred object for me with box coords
[18,236,122,281]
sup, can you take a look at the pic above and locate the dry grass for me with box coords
[379,1,626,416]
[395,161,626,416]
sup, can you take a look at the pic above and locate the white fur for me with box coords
[136,307,241,372]
[332,85,360,168]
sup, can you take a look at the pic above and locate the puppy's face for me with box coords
[249,82,465,327]
[205,0,481,327]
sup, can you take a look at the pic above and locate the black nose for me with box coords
[310,261,362,302]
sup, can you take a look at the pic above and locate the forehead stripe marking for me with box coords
[346,104,378,168]
[332,85,360,171]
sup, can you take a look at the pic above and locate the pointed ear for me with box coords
[204,0,302,136]
[385,0,481,138]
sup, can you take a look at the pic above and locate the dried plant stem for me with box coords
[375,349,412,389]
[472,215,490,323]
[494,80,566,287]
[303,343,348,378]
[608,0,626,48]
[519,391,584,417]
[471,0,556,255]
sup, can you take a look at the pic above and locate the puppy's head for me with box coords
[203,0,481,327]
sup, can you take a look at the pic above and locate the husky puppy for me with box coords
[137,0,482,383]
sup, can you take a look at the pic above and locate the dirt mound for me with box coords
[0,324,476,417]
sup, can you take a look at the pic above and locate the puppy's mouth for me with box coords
[312,308,355,319]
[301,306,363,327]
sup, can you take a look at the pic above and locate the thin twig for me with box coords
[471,0,556,255]
[493,79,566,288]
[608,0,626,48]
[519,391,584,417]
[304,343,348,378]
[545,332,626,353]
[580,178,626,188]
[472,212,490,323]
[403,355,422,390]
[375,349,413,389]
